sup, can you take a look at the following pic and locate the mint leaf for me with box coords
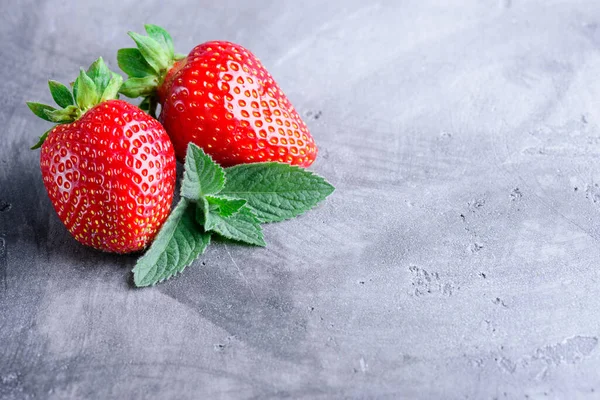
[133,199,211,287]
[197,200,265,247]
[196,197,210,226]
[221,163,335,223]
[206,195,246,217]
[182,143,225,200]
[132,145,335,286]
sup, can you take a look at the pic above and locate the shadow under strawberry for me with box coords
[156,241,318,364]
[0,143,139,301]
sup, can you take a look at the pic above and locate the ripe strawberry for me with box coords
[27,58,176,254]
[118,25,317,167]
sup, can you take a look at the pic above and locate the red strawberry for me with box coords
[27,58,176,254]
[118,25,317,167]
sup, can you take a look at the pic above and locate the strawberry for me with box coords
[117,25,317,167]
[27,58,176,254]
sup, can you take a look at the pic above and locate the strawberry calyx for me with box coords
[117,24,185,117]
[26,57,123,149]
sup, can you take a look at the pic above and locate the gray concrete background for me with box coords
[2,0,600,398]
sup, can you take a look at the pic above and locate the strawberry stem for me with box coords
[25,57,123,149]
[117,24,182,118]
[148,96,158,119]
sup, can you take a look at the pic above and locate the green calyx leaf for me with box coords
[26,102,57,122]
[118,24,179,102]
[31,127,54,150]
[132,144,335,287]
[221,163,335,223]
[145,24,175,60]
[48,80,74,108]
[128,31,171,75]
[27,57,124,149]
[70,58,122,112]
[86,57,112,95]
[133,199,211,287]
[181,143,225,200]
[119,76,159,98]
[101,73,123,102]
[117,48,156,78]
[74,68,99,110]
[44,105,80,123]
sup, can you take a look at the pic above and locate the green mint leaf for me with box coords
[144,24,175,59]
[127,31,170,74]
[196,197,210,226]
[48,80,74,108]
[117,48,156,78]
[75,68,98,110]
[119,76,159,98]
[221,163,335,223]
[133,198,211,287]
[206,195,246,217]
[85,57,111,96]
[26,102,56,122]
[181,143,225,200]
[197,201,265,247]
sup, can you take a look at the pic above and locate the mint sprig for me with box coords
[118,24,185,117]
[198,198,265,247]
[221,163,335,223]
[182,143,225,199]
[132,143,335,287]
[133,199,211,287]
[205,195,246,218]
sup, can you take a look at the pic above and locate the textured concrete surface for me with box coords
[2,0,600,398]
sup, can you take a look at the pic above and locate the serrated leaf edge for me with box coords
[202,204,266,247]
[221,162,335,223]
[181,143,226,200]
[133,199,212,287]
